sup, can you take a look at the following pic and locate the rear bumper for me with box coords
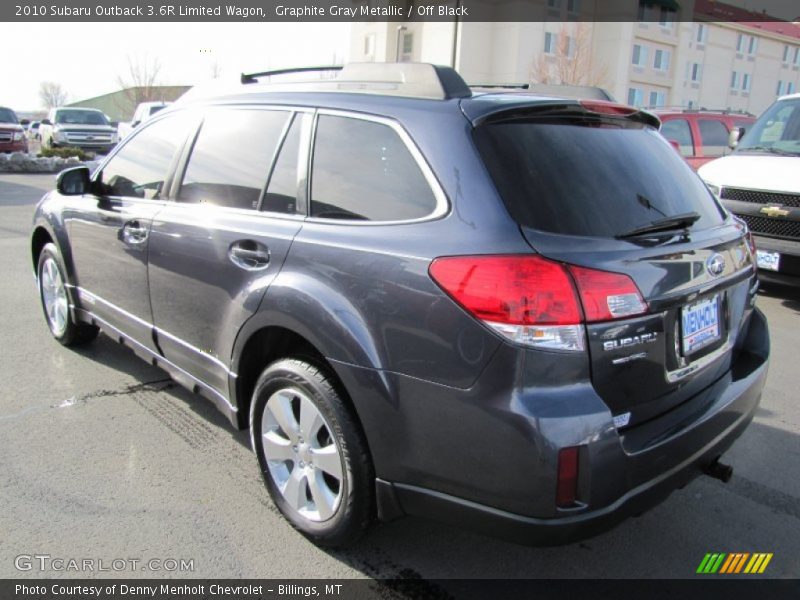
[368,307,769,545]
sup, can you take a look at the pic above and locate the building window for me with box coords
[658,6,674,28]
[627,88,644,106]
[783,45,791,64]
[777,81,784,96]
[649,91,666,107]
[401,33,414,60]
[565,36,576,58]
[364,34,375,59]
[544,32,557,55]
[748,36,758,56]
[788,82,796,94]
[690,62,702,82]
[567,0,580,13]
[795,47,800,66]
[654,49,670,72]
[632,44,648,67]
[731,71,739,89]
[547,0,559,7]
[695,23,707,44]
[736,34,745,54]
[742,73,751,91]
[686,100,695,109]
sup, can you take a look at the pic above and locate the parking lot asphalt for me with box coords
[0,173,798,582]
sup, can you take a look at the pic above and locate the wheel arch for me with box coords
[231,323,383,476]
[31,226,54,272]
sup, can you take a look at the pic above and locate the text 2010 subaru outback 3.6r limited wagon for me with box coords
[31,63,769,547]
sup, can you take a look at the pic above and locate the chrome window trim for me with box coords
[305,108,450,226]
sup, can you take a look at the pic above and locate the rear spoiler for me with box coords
[471,99,661,129]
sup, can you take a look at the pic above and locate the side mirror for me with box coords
[20,119,30,126]
[728,127,742,150]
[56,166,91,196]
[667,139,681,153]
[41,119,52,126]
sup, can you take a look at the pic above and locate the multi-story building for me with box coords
[350,0,800,115]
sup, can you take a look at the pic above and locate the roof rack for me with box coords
[240,65,344,85]
[647,105,755,116]
[235,63,472,101]
[469,83,530,90]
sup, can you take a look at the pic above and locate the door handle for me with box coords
[229,241,270,270]
[121,220,148,244]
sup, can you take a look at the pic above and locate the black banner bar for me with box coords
[3,0,798,23]
[3,579,800,600]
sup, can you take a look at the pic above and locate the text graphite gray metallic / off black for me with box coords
[30,63,769,548]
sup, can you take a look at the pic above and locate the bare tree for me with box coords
[531,24,608,88]
[116,54,165,106]
[39,81,68,109]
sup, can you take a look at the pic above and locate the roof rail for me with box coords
[234,63,471,100]
[240,65,344,85]
[470,83,530,90]
[647,105,755,116]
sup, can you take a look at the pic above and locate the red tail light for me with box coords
[429,254,648,351]
[556,446,580,508]
[428,255,581,326]
[569,265,647,322]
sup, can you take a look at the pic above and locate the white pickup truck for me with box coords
[39,107,118,154]
[118,101,171,140]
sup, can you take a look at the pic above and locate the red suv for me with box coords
[0,106,29,153]
[654,109,755,171]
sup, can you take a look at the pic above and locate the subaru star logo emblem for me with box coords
[707,253,725,277]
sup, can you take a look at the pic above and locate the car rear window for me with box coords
[473,118,725,238]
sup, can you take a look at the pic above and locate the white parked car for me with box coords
[699,93,800,285]
[117,101,171,139]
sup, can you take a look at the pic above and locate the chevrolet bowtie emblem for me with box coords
[760,205,790,218]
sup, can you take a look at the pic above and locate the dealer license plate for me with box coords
[681,295,720,355]
[756,250,780,272]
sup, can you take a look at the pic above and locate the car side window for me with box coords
[262,114,302,214]
[310,115,437,221]
[698,119,730,157]
[660,119,694,157]
[179,109,289,210]
[98,114,190,199]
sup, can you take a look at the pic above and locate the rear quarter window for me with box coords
[310,115,438,222]
[473,117,725,238]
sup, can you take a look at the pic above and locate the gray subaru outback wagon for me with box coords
[31,63,769,547]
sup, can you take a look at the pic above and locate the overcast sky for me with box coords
[1,23,352,111]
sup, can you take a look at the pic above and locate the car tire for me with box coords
[250,358,374,548]
[37,243,98,346]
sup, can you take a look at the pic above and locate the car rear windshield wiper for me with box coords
[738,145,797,156]
[615,212,701,239]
